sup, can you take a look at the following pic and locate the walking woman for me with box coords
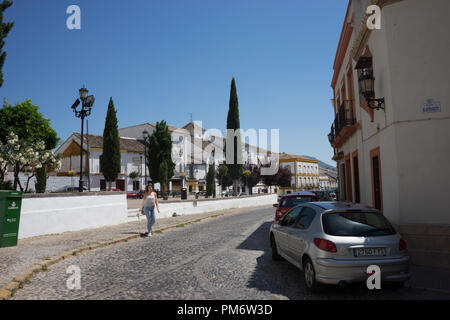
[141,183,160,237]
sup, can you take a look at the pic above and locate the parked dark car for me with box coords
[273,191,318,222]
[312,190,333,201]
[127,189,145,199]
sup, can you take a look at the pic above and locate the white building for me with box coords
[319,168,338,191]
[279,153,321,192]
[329,0,450,268]
[54,121,275,194]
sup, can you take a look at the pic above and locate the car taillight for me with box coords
[275,211,283,221]
[314,238,337,253]
[399,238,407,251]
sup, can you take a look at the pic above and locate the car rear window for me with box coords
[280,196,315,208]
[322,211,396,237]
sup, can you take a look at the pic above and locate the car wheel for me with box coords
[270,235,283,261]
[303,258,322,293]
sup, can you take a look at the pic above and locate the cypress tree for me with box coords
[0,1,13,88]
[206,163,216,197]
[100,97,121,190]
[147,121,175,198]
[226,77,243,194]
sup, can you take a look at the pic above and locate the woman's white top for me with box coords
[144,192,156,207]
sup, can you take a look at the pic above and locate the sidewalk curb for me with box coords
[0,209,232,300]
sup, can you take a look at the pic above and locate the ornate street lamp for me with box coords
[71,86,95,192]
[328,132,334,144]
[355,57,385,110]
[142,129,149,185]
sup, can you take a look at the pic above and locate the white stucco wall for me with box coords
[127,194,277,221]
[18,194,128,239]
[333,0,450,226]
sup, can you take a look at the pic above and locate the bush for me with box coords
[0,180,13,190]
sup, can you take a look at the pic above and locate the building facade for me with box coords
[329,0,450,268]
[279,153,320,192]
[319,168,338,191]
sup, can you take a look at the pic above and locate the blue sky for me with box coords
[1,0,347,166]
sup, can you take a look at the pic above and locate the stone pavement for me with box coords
[0,206,253,295]
[406,265,450,295]
[1,204,449,299]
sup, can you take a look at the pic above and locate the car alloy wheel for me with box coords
[271,235,283,261]
[305,261,314,288]
[304,258,321,292]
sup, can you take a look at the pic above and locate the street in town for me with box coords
[11,206,449,300]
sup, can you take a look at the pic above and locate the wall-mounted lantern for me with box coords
[355,57,385,110]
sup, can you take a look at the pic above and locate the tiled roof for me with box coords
[72,133,145,153]
[279,153,318,162]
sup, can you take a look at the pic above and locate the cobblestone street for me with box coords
[11,206,450,300]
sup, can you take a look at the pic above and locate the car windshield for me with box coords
[280,196,315,208]
[322,211,397,237]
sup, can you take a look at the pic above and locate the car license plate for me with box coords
[354,247,386,257]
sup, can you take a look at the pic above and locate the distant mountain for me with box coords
[301,155,336,172]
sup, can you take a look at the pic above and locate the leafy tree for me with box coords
[35,167,47,193]
[147,121,175,199]
[0,100,59,189]
[0,1,14,88]
[158,160,169,198]
[128,171,139,190]
[100,97,121,190]
[276,166,292,187]
[242,169,251,193]
[225,77,243,195]
[206,163,216,197]
[129,171,139,180]
[262,165,292,189]
[243,164,261,195]
[261,164,278,187]
[217,164,232,191]
[0,99,58,149]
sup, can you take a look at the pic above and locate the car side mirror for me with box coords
[273,203,278,208]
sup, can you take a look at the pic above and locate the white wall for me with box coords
[18,194,128,239]
[128,194,277,220]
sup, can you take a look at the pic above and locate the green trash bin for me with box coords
[0,190,23,247]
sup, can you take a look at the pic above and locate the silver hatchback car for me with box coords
[269,202,410,292]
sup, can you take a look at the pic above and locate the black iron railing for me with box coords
[329,100,355,145]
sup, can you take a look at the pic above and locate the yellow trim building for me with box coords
[279,153,320,192]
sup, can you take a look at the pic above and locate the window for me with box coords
[280,206,303,227]
[322,211,396,237]
[345,155,353,202]
[280,196,315,208]
[294,207,317,229]
[353,153,360,203]
[371,151,382,211]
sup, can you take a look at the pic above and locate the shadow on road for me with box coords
[236,221,411,300]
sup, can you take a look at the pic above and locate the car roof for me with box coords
[281,191,316,198]
[307,201,378,212]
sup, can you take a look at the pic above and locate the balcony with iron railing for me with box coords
[328,100,358,149]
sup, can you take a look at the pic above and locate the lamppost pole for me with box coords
[142,130,149,186]
[71,86,95,192]
[79,113,85,192]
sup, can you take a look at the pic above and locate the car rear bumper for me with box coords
[314,256,410,285]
